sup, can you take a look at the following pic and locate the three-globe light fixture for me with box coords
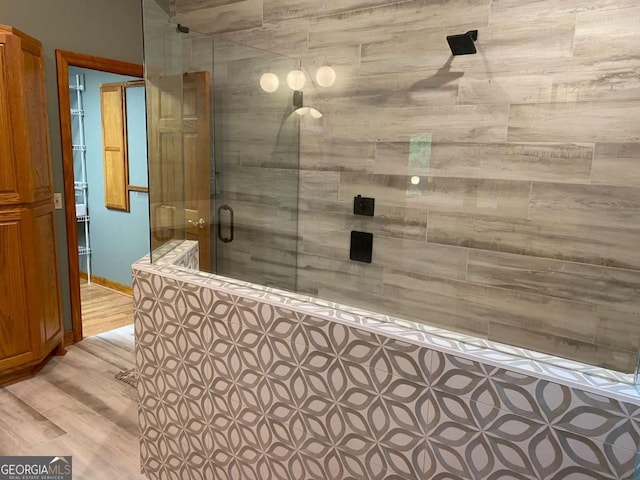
[259,66,336,118]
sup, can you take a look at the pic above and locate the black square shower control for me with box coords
[353,195,375,216]
[350,231,373,263]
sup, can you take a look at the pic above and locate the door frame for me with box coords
[55,50,143,344]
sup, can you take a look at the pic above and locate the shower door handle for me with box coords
[217,205,234,243]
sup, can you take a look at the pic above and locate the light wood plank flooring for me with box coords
[81,281,134,337]
[0,325,145,479]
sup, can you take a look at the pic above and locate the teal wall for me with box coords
[70,67,150,287]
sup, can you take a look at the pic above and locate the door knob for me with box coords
[187,218,206,229]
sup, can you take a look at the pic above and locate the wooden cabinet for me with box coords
[0,25,64,386]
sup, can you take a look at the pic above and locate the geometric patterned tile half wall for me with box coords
[143,238,640,401]
[133,263,640,480]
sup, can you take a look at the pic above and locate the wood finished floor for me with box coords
[81,280,134,337]
[0,324,145,479]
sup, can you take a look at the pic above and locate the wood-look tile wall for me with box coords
[171,0,640,372]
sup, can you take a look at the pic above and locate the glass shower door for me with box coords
[144,0,214,269]
[144,0,300,290]
[212,39,300,291]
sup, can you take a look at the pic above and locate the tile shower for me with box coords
[167,0,640,372]
[136,0,640,478]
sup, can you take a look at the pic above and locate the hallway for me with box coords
[80,280,134,337]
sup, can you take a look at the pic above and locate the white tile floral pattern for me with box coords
[133,259,640,479]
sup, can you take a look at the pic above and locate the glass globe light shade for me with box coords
[286,70,306,91]
[309,108,323,119]
[259,73,279,93]
[315,66,336,88]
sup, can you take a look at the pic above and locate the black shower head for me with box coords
[446,30,478,56]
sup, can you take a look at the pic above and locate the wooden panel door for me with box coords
[0,25,42,205]
[0,35,21,203]
[147,72,211,270]
[19,31,52,202]
[148,74,183,247]
[183,72,211,270]
[101,83,129,211]
[0,208,32,371]
[27,202,63,352]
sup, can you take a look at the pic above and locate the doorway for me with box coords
[56,50,148,343]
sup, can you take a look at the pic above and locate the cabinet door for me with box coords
[0,31,30,204]
[27,202,63,351]
[19,32,53,202]
[0,208,33,371]
[0,26,52,205]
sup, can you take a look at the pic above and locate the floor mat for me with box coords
[115,368,139,389]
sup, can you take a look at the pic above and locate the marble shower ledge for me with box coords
[138,241,640,405]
